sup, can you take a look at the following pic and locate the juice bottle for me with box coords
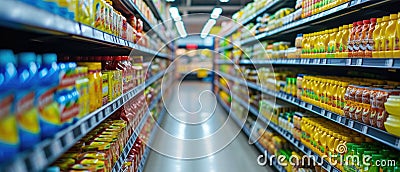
[366,18,377,58]
[95,63,102,108]
[353,21,363,57]
[394,12,400,58]
[378,16,390,58]
[335,26,343,58]
[37,54,61,139]
[76,67,89,119]
[359,20,370,58]
[319,79,327,108]
[301,34,309,58]
[348,22,358,58]
[384,14,398,58]
[16,52,41,150]
[341,24,351,58]
[0,50,19,161]
[328,28,338,58]
[322,30,331,57]
[372,18,383,58]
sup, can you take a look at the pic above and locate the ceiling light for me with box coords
[169,7,182,21]
[166,0,175,2]
[200,19,216,38]
[211,7,222,19]
[220,0,229,2]
[175,21,187,38]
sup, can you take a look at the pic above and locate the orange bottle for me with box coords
[384,14,398,58]
[353,21,363,57]
[359,20,370,58]
[366,18,377,58]
[378,16,390,58]
[394,12,400,57]
[372,18,382,58]
[348,22,358,57]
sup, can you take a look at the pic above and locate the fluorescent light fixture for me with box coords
[166,0,174,2]
[220,0,229,2]
[200,19,216,38]
[211,7,222,19]
[169,7,181,21]
[175,21,187,38]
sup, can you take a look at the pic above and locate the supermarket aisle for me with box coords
[144,81,271,172]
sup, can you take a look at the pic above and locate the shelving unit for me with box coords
[0,70,166,172]
[217,58,400,69]
[0,0,171,57]
[217,72,400,151]
[216,81,341,172]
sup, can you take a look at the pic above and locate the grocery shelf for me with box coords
[0,70,165,172]
[217,81,340,172]
[216,94,285,172]
[137,106,167,172]
[0,1,171,57]
[236,0,398,47]
[143,0,164,22]
[217,58,400,69]
[218,72,400,151]
[112,94,157,172]
[217,44,234,52]
[221,0,294,37]
[215,81,231,95]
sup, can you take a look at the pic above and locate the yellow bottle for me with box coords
[384,14,398,58]
[340,25,351,58]
[310,33,317,58]
[328,28,338,58]
[335,26,343,58]
[322,30,331,57]
[302,34,309,58]
[372,18,383,58]
[319,78,326,107]
[378,16,390,58]
[394,12,400,57]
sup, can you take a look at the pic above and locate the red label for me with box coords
[0,95,14,119]
[17,92,35,117]
[60,104,79,122]
[38,87,56,111]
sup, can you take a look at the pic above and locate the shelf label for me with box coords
[307,104,313,110]
[346,59,351,65]
[105,107,111,116]
[322,59,327,64]
[321,109,326,116]
[51,140,62,154]
[32,149,46,169]
[327,112,332,119]
[386,59,394,67]
[9,159,26,172]
[348,120,354,128]
[113,102,117,110]
[104,34,112,43]
[396,139,400,148]
[65,132,75,146]
[93,30,103,40]
[356,59,363,66]
[300,101,306,107]
[362,126,368,134]
[90,116,97,127]
[98,111,104,119]
[336,116,342,122]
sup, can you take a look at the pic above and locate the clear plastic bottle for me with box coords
[384,14,398,58]
[372,18,383,58]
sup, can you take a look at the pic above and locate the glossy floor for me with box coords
[144,81,273,172]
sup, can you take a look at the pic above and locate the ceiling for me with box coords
[167,0,252,33]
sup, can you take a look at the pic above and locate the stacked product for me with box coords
[51,94,147,171]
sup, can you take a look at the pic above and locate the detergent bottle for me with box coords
[16,52,41,151]
[37,53,61,139]
[0,50,19,161]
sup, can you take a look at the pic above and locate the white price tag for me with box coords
[306,59,311,64]
[300,101,306,107]
[105,106,111,115]
[327,112,332,119]
[346,59,351,65]
[336,116,342,122]
[113,103,117,110]
[362,126,368,134]
[51,140,62,154]
[93,30,103,40]
[386,59,394,67]
[32,149,46,169]
[307,104,313,110]
[98,111,104,119]
[348,120,354,128]
[104,34,112,42]
[356,59,363,66]
[315,59,321,64]
[396,139,400,148]
[321,109,326,116]
[65,132,75,146]
[90,116,97,126]
[322,59,327,64]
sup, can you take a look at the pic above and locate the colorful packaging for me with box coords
[0,50,19,161]
[77,0,94,26]
[37,54,61,139]
[93,0,105,30]
[75,67,89,119]
[102,73,109,105]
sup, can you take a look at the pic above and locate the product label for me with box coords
[16,92,35,117]
[395,37,399,50]
[0,95,13,120]
[38,87,56,112]
[0,94,18,146]
[60,104,79,123]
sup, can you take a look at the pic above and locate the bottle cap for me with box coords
[0,49,16,65]
[363,20,370,24]
[377,18,382,22]
[18,52,36,65]
[370,18,377,23]
[42,53,58,64]
[343,25,349,29]
[357,21,363,25]
[333,28,338,32]
[353,22,358,26]
[383,16,390,21]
